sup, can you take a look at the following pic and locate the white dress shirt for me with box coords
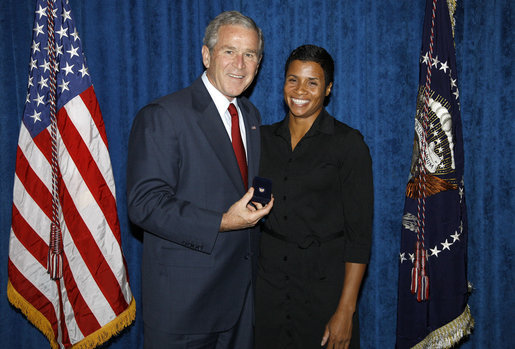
[201,71,248,157]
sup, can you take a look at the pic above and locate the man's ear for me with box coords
[325,82,333,96]
[255,58,261,76]
[201,45,210,69]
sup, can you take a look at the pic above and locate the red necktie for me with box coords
[228,103,248,189]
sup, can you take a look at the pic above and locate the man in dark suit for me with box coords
[127,11,273,349]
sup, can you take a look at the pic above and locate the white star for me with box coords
[400,252,407,263]
[67,45,79,59]
[453,88,460,99]
[433,130,438,137]
[35,4,47,19]
[450,78,457,88]
[27,76,34,88]
[56,25,68,39]
[38,76,48,89]
[436,138,441,144]
[451,231,461,242]
[78,64,89,77]
[61,8,72,22]
[33,23,45,37]
[39,59,51,73]
[70,28,80,41]
[29,110,42,123]
[29,57,37,70]
[430,245,441,257]
[25,93,31,104]
[421,52,430,65]
[409,253,415,263]
[59,78,70,93]
[439,61,449,73]
[33,93,45,107]
[62,62,74,76]
[438,146,443,153]
[31,40,40,54]
[432,55,440,68]
[441,239,452,251]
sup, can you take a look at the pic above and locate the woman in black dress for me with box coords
[255,45,373,349]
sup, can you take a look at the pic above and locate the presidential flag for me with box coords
[396,0,474,348]
[7,0,135,347]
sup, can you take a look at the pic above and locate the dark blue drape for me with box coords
[0,1,512,348]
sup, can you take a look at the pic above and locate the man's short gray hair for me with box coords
[203,11,264,58]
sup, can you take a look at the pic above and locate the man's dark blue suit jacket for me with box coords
[127,76,261,334]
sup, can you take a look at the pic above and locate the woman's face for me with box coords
[284,60,332,120]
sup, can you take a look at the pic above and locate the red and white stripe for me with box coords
[9,86,132,347]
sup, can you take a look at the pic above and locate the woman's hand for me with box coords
[321,262,367,348]
[321,308,354,349]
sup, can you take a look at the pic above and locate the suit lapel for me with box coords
[191,78,246,195]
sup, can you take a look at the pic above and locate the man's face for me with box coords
[202,25,261,100]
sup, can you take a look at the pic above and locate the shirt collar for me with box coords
[275,109,334,140]
[201,71,239,116]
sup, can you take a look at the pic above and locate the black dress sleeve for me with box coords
[338,130,374,263]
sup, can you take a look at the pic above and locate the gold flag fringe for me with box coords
[447,0,457,38]
[72,297,136,349]
[7,279,136,348]
[406,173,456,199]
[411,304,474,349]
[7,280,57,348]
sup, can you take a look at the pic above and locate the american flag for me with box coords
[396,1,473,348]
[7,0,135,348]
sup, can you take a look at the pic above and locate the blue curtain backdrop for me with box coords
[0,1,512,348]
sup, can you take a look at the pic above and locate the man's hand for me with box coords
[220,187,274,231]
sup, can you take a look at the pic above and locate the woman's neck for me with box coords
[288,111,320,150]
